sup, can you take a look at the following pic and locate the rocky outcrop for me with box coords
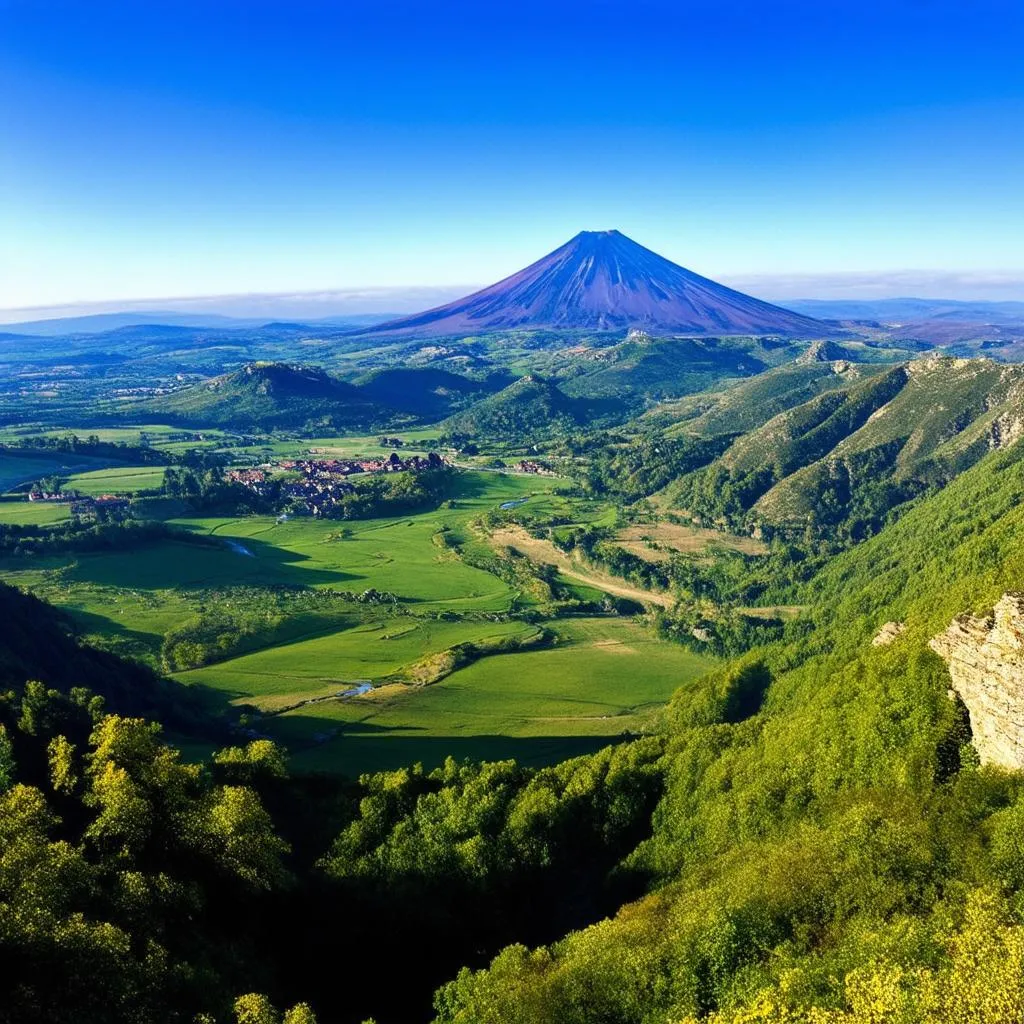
[872,621,906,647]
[929,594,1024,769]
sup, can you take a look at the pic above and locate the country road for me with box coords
[488,525,675,610]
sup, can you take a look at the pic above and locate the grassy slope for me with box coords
[652,360,887,437]
[660,356,1024,530]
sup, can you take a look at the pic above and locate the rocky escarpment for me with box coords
[929,593,1024,770]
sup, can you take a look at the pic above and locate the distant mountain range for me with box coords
[362,230,827,338]
[786,297,1024,323]
[0,311,395,337]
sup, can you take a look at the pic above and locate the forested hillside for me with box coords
[666,356,1024,542]
[7,437,1024,1022]
[432,429,1024,1023]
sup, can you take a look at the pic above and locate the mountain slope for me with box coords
[434,438,1024,1024]
[364,230,829,338]
[441,375,597,437]
[667,356,1024,537]
[142,362,380,428]
[354,366,501,419]
[646,360,888,436]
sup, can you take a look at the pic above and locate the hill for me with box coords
[354,365,502,419]
[433,435,1024,1024]
[646,359,889,436]
[667,355,1024,539]
[0,581,212,730]
[141,362,382,429]
[441,375,598,438]
[363,230,830,338]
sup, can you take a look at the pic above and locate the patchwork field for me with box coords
[0,461,716,776]
[490,524,675,608]
[64,465,168,495]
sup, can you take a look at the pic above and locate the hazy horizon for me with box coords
[3,268,1024,327]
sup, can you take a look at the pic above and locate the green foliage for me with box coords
[441,375,590,440]
[565,429,733,500]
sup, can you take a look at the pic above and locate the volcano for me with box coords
[365,230,825,338]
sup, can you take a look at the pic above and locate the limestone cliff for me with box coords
[929,593,1024,770]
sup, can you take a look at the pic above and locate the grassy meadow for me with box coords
[275,617,713,775]
[0,450,716,776]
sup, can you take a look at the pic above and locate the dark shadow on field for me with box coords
[449,472,496,500]
[64,532,360,590]
[277,714,628,777]
[68,606,161,651]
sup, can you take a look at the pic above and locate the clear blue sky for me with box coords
[2,0,1023,311]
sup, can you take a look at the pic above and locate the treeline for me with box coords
[672,438,930,545]
[6,432,170,464]
[0,517,222,559]
[323,467,455,520]
[0,581,218,735]
[0,665,666,1023]
[0,683,319,1023]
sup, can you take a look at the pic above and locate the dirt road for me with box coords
[489,526,675,609]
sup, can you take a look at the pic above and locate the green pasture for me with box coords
[0,470,562,660]
[0,499,71,525]
[276,617,714,775]
[0,465,705,778]
[264,426,444,460]
[64,465,167,495]
[176,617,537,708]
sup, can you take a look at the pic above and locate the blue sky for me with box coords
[2,0,1023,314]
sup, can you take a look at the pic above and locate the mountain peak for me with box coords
[364,231,827,339]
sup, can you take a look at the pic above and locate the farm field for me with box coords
[490,524,674,608]
[177,617,539,708]
[64,464,168,495]
[614,520,767,562]
[274,617,713,775]
[0,464,716,777]
[0,498,71,525]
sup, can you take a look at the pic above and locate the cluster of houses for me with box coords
[279,451,446,478]
[225,451,449,517]
[28,489,130,517]
[72,494,130,519]
[515,459,556,476]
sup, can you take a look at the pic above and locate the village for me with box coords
[28,489,131,520]
[227,450,450,516]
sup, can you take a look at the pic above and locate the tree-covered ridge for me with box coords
[136,362,503,431]
[440,375,600,439]
[667,356,1024,541]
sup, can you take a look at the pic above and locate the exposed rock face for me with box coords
[929,594,1024,769]
[872,621,906,647]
